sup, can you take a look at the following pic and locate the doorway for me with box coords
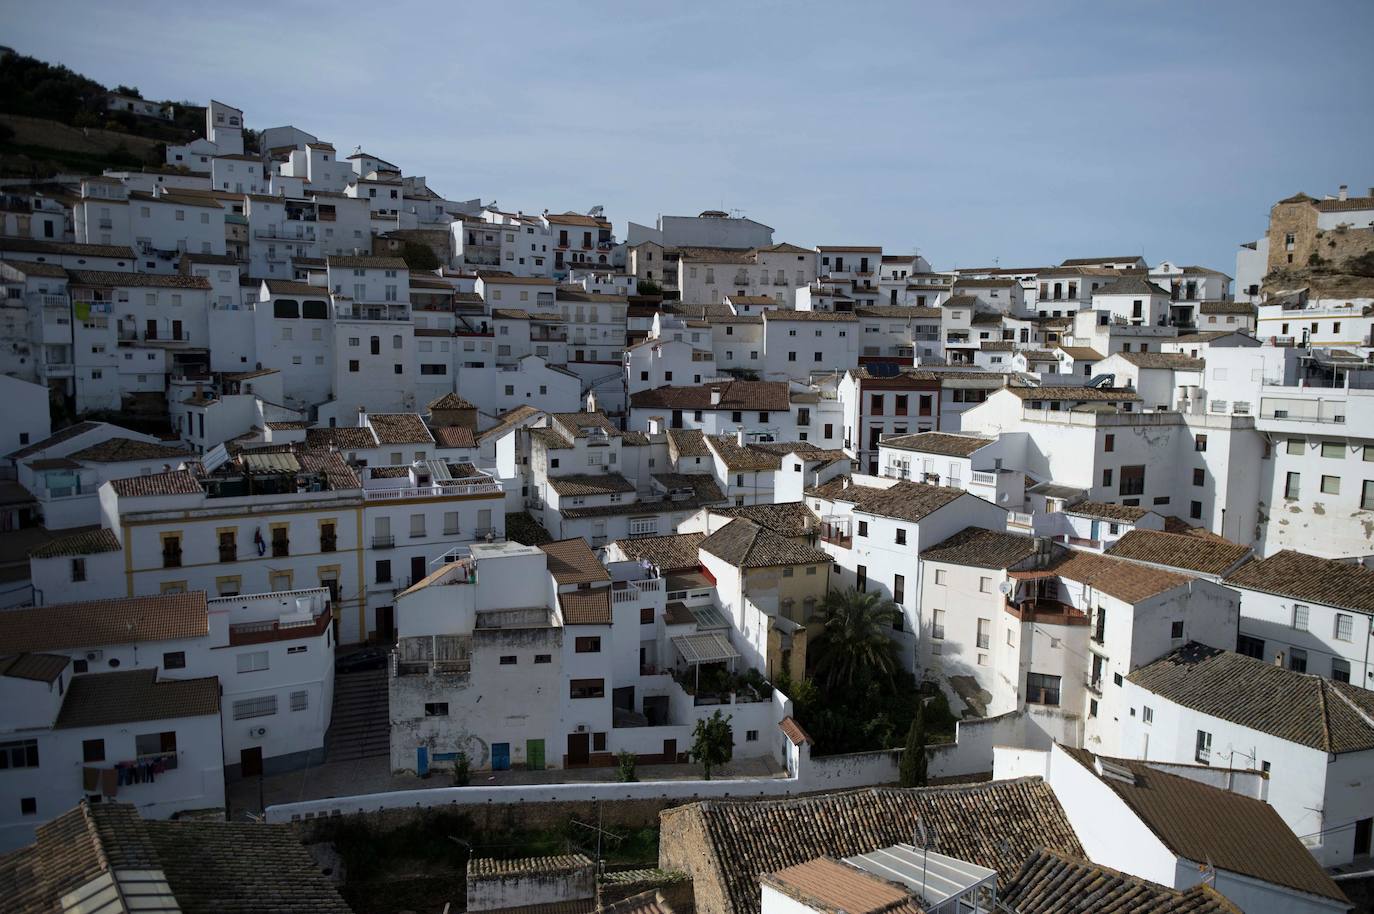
[1355,817,1373,857]
[375,605,395,643]
[410,555,426,586]
[567,732,590,767]
[492,742,510,771]
[526,739,545,771]
[240,746,263,778]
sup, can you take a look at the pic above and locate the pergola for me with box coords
[845,844,998,913]
[671,631,741,691]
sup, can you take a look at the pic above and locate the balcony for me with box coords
[1085,675,1103,696]
[320,534,337,553]
[372,534,395,549]
[363,479,502,501]
[162,549,182,569]
[219,546,237,563]
[228,608,331,646]
[819,518,852,549]
[1005,598,1087,626]
[254,227,317,242]
[271,539,290,558]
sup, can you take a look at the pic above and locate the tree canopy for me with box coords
[809,588,903,692]
[689,710,732,780]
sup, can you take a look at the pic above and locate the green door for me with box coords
[526,739,545,771]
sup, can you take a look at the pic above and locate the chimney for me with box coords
[710,387,722,405]
[357,405,367,427]
[194,382,203,400]
[1338,185,1349,201]
[647,416,662,435]
[736,427,745,447]
[1274,651,1285,667]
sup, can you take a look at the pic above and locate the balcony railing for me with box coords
[363,480,502,500]
[219,546,237,563]
[320,534,337,553]
[372,534,395,549]
[228,609,331,646]
[271,539,290,558]
[162,549,182,568]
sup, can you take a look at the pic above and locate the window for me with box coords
[1288,439,1304,456]
[1322,475,1340,495]
[895,528,906,545]
[1335,613,1354,642]
[71,557,86,582]
[575,636,602,653]
[1364,480,1374,510]
[1190,501,1202,519]
[857,520,868,537]
[534,654,551,664]
[1292,604,1309,631]
[1285,472,1301,500]
[1193,468,1205,486]
[20,798,36,816]
[1119,465,1145,496]
[0,742,39,769]
[162,651,185,670]
[1104,434,1114,452]
[287,645,307,655]
[499,655,517,665]
[1026,673,1061,706]
[976,618,990,649]
[237,651,269,673]
[233,696,277,719]
[82,739,105,763]
[746,729,759,742]
[1102,468,1113,487]
[1195,729,1212,764]
[1332,658,1352,683]
[1322,441,1344,458]
[893,573,905,606]
[856,565,867,593]
[1289,648,1308,672]
[932,609,946,640]
[979,577,992,594]
[290,690,309,711]
[1170,620,1184,639]
[570,678,605,699]
[424,702,449,716]
[376,560,391,583]
[1237,634,1265,659]
[934,569,946,585]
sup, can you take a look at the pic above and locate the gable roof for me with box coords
[67,437,191,463]
[1111,351,1206,371]
[1002,848,1242,914]
[630,381,791,412]
[110,469,202,497]
[1093,276,1170,297]
[612,532,705,573]
[1005,386,1140,402]
[0,592,208,651]
[27,526,121,559]
[1223,549,1374,614]
[1059,747,1348,904]
[539,538,611,585]
[659,779,1083,914]
[807,478,969,524]
[55,668,220,729]
[1062,500,1150,522]
[700,518,831,569]
[0,801,353,914]
[878,432,992,457]
[920,527,1039,569]
[558,589,612,625]
[432,425,476,449]
[476,404,543,443]
[711,502,817,537]
[367,413,433,445]
[1105,529,1250,575]
[6,420,103,459]
[1128,642,1374,754]
[666,428,709,459]
[547,472,636,497]
[304,425,379,450]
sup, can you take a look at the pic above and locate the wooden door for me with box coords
[662,738,677,763]
[567,732,590,767]
[375,605,395,643]
[526,739,545,771]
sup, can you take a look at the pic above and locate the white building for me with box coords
[1124,642,1374,868]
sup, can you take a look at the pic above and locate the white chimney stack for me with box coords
[710,387,722,406]
[736,427,745,447]
[647,416,662,435]
[1339,185,1349,201]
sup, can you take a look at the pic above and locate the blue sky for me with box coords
[6,0,1373,274]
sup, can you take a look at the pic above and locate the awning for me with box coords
[672,631,740,665]
[690,604,730,630]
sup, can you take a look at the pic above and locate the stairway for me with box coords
[325,668,390,761]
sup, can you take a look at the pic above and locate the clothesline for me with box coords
[82,752,178,798]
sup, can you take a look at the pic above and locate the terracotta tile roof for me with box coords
[549,412,620,440]
[765,309,859,322]
[67,270,211,289]
[545,212,610,227]
[55,668,219,729]
[0,592,208,651]
[1022,550,1190,604]
[110,469,202,497]
[701,518,831,569]
[558,589,612,625]
[660,779,1084,914]
[367,413,434,445]
[1055,346,1105,360]
[1062,255,1142,266]
[1063,500,1150,522]
[1059,747,1348,904]
[477,405,543,443]
[6,421,103,459]
[921,527,1038,569]
[0,238,134,259]
[265,420,310,430]
[0,801,355,914]
[1105,529,1250,576]
[0,653,70,683]
[429,392,476,410]
[1223,549,1374,614]
[762,856,922,914]
[1002,849,1242,914]
[326,254,407,269]
[1315,195,1374,213]
[1093,276,1170,297]
[295,449,361,490]
[540,538,611,585]
[879,432,991,457]
[612,533,705,573]
[807,478,968,524]
[262,279,322,296]
[675,246,757,264]
[666,428,709,459]
[1128,643,1374,754]
[432,426,476,448]
[855,305,941,319]
[706,435,780,471]
[630,381,792,412]
[68,437,191,463]
[778,716,813,746]
[819,245,882,253]
[547,472,636,497]
[468,854,593,877]
[0,259,68,278]
[27,526,120,559]
[305,425,379,449]
[1112,351,1205,371]
[1006,386,1140,402]
[712,502,817,537]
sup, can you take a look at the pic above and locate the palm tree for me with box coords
[809,588,902,692]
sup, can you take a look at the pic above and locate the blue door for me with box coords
[492,742,510,771]
[416,746,429,777]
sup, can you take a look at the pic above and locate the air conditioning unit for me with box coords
[85,650,103,662]
[250,726,268,739]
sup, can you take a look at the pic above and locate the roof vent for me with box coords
[1094,756,1136,785]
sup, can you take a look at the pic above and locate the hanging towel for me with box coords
[100,768,118,797]
[82,767,99,791]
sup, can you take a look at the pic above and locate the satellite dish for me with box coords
[999,580,1013,595]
